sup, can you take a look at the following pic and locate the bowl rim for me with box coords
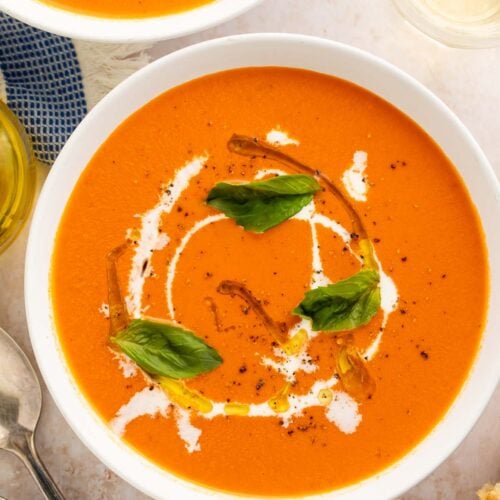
[0,0,263,43]
[24,33,500,500]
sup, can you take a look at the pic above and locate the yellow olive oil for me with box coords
[0,101,35,254]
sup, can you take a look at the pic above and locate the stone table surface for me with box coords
[0,0,499,499]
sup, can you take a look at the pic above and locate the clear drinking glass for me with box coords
[0,101,35,254]
[393,0,500,47]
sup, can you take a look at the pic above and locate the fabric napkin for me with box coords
[0,13,152,164]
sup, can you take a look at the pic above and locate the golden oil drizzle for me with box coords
[106,243,130,336]
[159,377,213,414]
[224,402,250,416]
[204,296,222,332]
[282,328,308,355]
[336,345,376,400]
[317,388,333,406]
[217,279,288,345]
[268,383,292,413]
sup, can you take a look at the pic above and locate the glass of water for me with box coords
[393,0,500,47]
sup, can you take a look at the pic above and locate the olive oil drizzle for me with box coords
[217,279,288,345]
[204,296,222,332]
[106,243,130,337]
[337,345,376,400]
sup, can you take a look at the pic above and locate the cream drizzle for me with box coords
[326,391,362,434]
[254,168,289,180]
[126,155,207,318]
[363,254,398,360]
[111,350,139,379]
[175,407,202,453]
[109,373,359,452]
[201,374,345,428]
[111,145,398,452]
[261,347,317,383]
[342,151,369,202]
[110,386,170,436]
[166,214,226,319]
[265,128,299,146]
[98,302,110,319]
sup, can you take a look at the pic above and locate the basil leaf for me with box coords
[293,269,381,332]
[111,319,222,379]
[206,174,320,233]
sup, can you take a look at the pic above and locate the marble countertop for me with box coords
[0,0,499,498]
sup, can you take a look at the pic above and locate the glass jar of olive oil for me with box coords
[0,101,35,254]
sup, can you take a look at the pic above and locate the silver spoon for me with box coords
[0,326,64,499]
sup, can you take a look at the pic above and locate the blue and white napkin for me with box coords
[0,13,151,163]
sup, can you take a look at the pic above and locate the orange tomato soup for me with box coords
[40,0,214,18]
[51,68,488,496]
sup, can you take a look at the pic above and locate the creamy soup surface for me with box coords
[52,68,488,497]
[39,0,213,18]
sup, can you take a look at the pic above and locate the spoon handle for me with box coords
[10,430,64,500]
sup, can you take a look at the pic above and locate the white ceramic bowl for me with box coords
[25,34,500,499]
[0,0,262,43]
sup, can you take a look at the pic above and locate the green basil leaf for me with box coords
[206,174,320,233]
[111,319,222,379]
[293,269,381,332]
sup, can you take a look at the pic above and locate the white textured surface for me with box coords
[0,0,499,498]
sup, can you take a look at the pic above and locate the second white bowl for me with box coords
[0,0,262,43]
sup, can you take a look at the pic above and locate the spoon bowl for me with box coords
[0,327,41,446]
[0,327,63,499]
